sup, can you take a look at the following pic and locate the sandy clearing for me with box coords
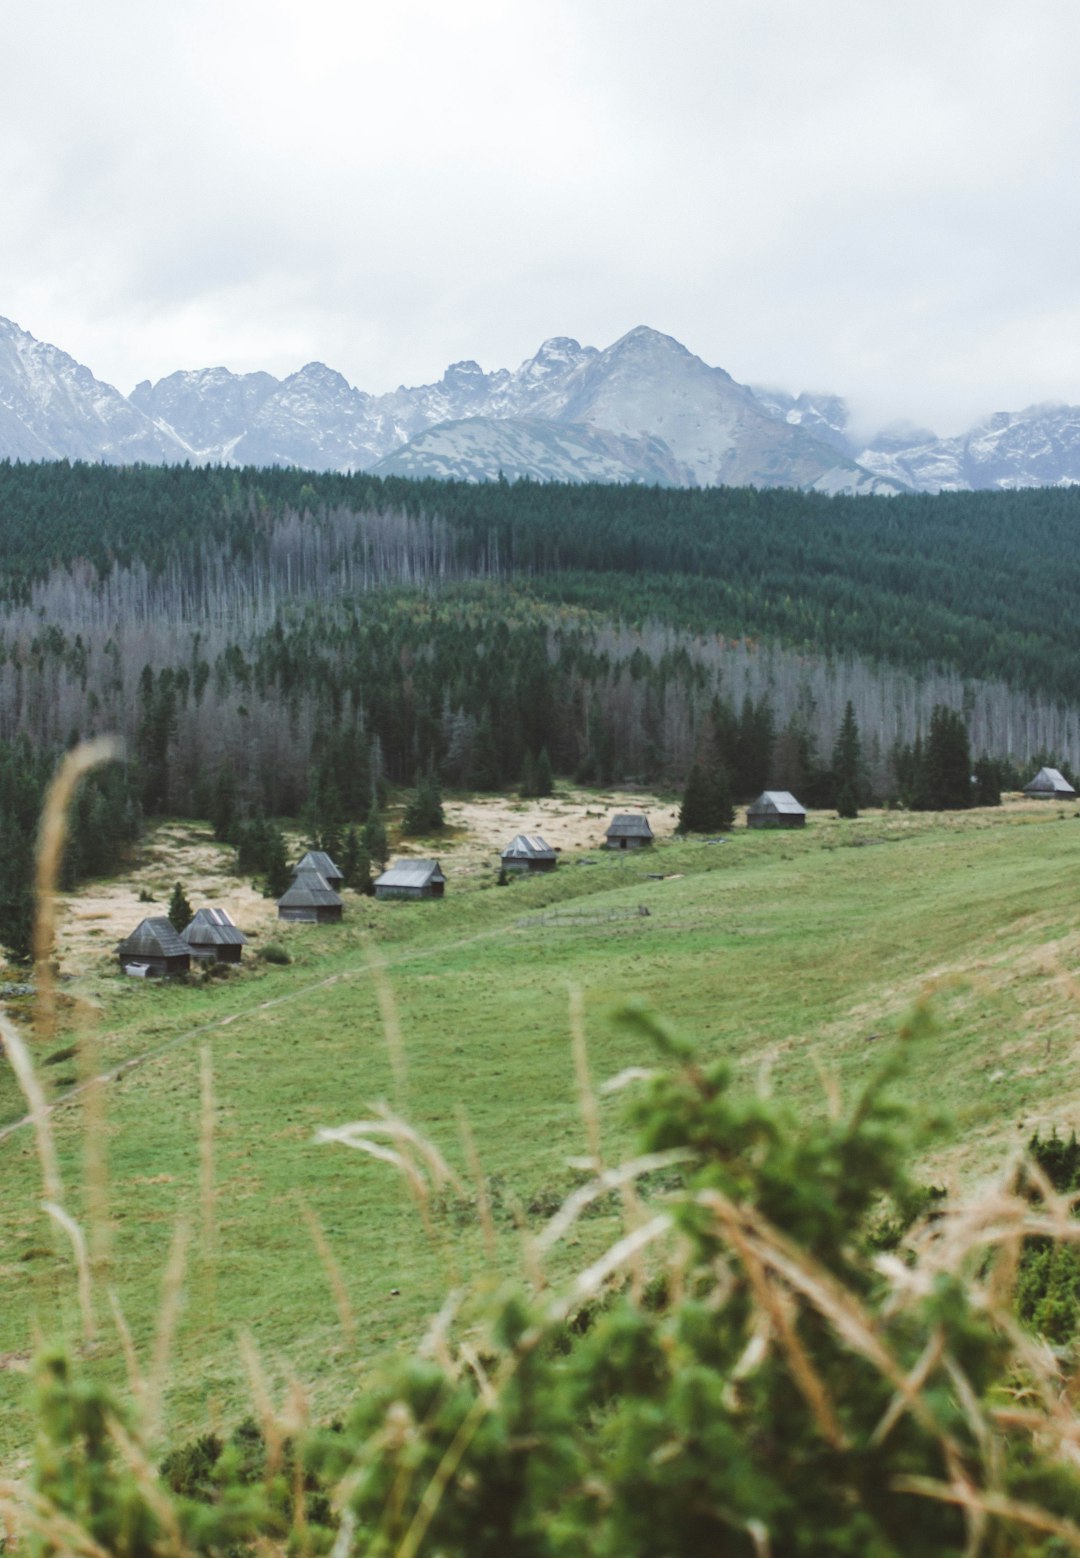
[15,791,677,979]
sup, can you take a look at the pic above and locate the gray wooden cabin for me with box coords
[1023,766,1077,799]
[293,850,345,889]
[604,814,654,850]
[746,790,807,829]
[374,859,447,900]
[277,867,344,923]
[501,834,558,873]
[117,917,191,978]
[181,906,247,963]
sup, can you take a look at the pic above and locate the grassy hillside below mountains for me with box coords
[1,797,1079,1455]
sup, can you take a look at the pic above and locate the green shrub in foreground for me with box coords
[21,1008,1080,1557]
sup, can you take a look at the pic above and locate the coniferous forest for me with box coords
[2,460,1080,957]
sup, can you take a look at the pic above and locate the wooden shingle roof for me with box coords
[117,917,189,958]
[181,907,247,947]
[294,850,344,882]
[1024,766,1076,797]
[374,859,446,889]
[605,813,653,838]
[747,790,806,816]
[502,834,557,861]
[277,868,343,909]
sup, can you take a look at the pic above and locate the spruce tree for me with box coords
[832,701,863,818]
[341,826,372,893]
[363,802,388,868]
[535,746,554,797]
[402,773,445,835]
[168,881,193,933]
[264,829,292,899]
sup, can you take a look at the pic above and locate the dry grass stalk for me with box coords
[145,1220,190,1444]
[696,1188,959,1453]
[107,1413,187,1558]
[554,1212,673,1316]
[108,1290,147,1409]
[362,935,407,1107]
[42,1200,94,1346]
[298,1199,358,1354]
[79,1020,112,1282]
[456,1106,496,1263]
[0,1484,116,1558]
[32,736,119,1043]
[710,1192,847,1451]
[0,1012,63,1206]
[237,1331,285,1479]
[199,1046,217,1330]
[537,1149,691,1256]
[569,985,602,1173]
[892,1476,1080,1551]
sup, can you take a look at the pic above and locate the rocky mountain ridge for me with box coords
[2,313,1078,493]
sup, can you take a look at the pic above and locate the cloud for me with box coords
[2,0,1079,431]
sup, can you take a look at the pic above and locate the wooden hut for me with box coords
[501,834,558,873]
[746,791,807,829]
[1023,766,1077,800]
[181,906,247,963]
[116,917,191,978]
[277,868,343,923]
[604,814,654,850]
[374,859,446,901]
[293,850,345,890]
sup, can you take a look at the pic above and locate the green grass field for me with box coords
[2,798,1080,1459]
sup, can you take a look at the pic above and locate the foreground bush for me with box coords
[9,1001,1080,1557]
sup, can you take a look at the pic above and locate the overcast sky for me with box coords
[4,0,1080,436]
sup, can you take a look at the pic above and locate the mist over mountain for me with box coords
[3,312,1079,494]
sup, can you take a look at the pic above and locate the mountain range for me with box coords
[3,313,1080,494]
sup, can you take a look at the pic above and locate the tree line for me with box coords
[4,461,1080,703]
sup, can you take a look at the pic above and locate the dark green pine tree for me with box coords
[832,701,863,818]
[211,764,237,843]
[341,826,372,894]
[402,772,445,836]
[264,828,292,900]
[534,746,554,798]
[972,755,1002,806]
[168,881,193,933]
[363,802,389,869]
[677,761,734,834]
[518,752,537,799]
[923,705,972,810]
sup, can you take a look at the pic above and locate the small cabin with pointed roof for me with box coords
[181,907,247,963]
[117,917,191,978]
[604,814,654,850]
[374,859,446,900]
[293,850,344,890]
[746,791,807,829]
[1023,766,1077,800]
[278,868,343,923]
[501,834,558,873]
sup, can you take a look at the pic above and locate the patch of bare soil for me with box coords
[415,787,679,876]
[25,794,677,980]
[50,824,285,979]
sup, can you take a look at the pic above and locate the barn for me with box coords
[1023,766,1077,800]
[293,850,345,890]
[277,868,344,923]
[116,917,191,978]
[501,834,558,873]
[181,906,247,963]
[374,859,447,900]
[746,791,807,829]
[604,814,654,850]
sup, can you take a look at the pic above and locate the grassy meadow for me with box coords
[2,795,1080,1458]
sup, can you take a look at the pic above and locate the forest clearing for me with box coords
[2,792,1080,1460]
